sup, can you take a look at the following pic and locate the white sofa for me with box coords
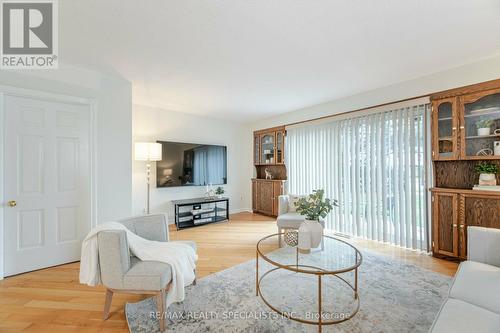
[430,227,500,333]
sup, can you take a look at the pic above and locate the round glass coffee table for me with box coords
[256,234,362,332]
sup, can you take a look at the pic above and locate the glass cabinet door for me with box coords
[276,131,284,164]
[461,89,500,159]
[254,135,260,164]
[260,133,275,164]
[433,98,458,160]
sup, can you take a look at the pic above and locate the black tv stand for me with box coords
[172,197,229,230]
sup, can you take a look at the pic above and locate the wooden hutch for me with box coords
[430,79,500,260]
[251,126,287,216]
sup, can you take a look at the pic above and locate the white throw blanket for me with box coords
[79,222,197,307]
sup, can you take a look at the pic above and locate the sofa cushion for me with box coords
[124,258,172,291]
[430,298,500,333]
[449,261,500,315]
[276,212,305,228]
[431,298,500,333]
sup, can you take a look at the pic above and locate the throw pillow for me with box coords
[288,195,303,213]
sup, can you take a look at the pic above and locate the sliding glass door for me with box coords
[286,104,429,251]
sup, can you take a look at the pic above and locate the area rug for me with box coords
[125,247,451,332]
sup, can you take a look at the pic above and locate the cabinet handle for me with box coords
[452,127,457,131]
[453,224,457,228]
[459,225,465,229]
[459,126,465,130]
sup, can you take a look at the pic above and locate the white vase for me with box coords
[479,173,497,186]
[298,219,324,253]
[478,127,491,136]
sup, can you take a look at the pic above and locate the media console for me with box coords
[172,197,229,230]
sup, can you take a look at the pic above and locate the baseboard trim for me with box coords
[229,208,252,215]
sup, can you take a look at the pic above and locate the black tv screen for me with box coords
[156,141,227,187]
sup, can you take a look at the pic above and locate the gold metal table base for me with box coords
[256,233,362,332]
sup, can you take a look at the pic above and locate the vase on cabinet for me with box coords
[298,219,323,254]
[478,127,491,136]
[479,173,497,186]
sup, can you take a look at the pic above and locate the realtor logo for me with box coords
[1,0,58,69]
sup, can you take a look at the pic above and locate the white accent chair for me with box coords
[430,227,500,333]
[276,195,324,249]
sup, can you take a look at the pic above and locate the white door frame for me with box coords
[0,85,98,279]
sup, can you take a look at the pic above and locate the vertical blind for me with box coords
[285,103,429,251]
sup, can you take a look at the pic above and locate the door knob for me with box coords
[7,200,17,207]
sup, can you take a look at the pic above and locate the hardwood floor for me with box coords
[0,212,457,332]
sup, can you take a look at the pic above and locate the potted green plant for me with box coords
[476,119,494,136]
[294,189,338,252]
[215,186,225,198]
[475,162,500,186]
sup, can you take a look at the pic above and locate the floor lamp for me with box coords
[134,142,162,214]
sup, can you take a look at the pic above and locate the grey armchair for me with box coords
[97,214,196,332]
[276,195,305,247]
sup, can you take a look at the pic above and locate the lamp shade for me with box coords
[134,142,162,161]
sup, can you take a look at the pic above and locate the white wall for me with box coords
[249,55,500,130]
[0,65,133,278]
[96,77,133,222]
[132,104,251,222]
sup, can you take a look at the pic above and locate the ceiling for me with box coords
[60,0,500,122]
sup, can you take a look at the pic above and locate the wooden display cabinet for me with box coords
[432,83,500,161]
[430,78,500,261]
[431,188,500,260]
[252,126,287,217]
[251,179,285,216]
[254,126,286,165]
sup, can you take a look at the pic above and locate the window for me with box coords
[286,103,429,251]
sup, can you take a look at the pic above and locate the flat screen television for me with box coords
[156,141,227,187]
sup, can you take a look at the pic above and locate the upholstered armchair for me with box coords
[97,214,196,332]
[276,195,325,249]
[277,195,305,247]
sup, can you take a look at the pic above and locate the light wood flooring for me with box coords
[0,212,457,332]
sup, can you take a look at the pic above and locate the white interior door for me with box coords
[3,95,91,276]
